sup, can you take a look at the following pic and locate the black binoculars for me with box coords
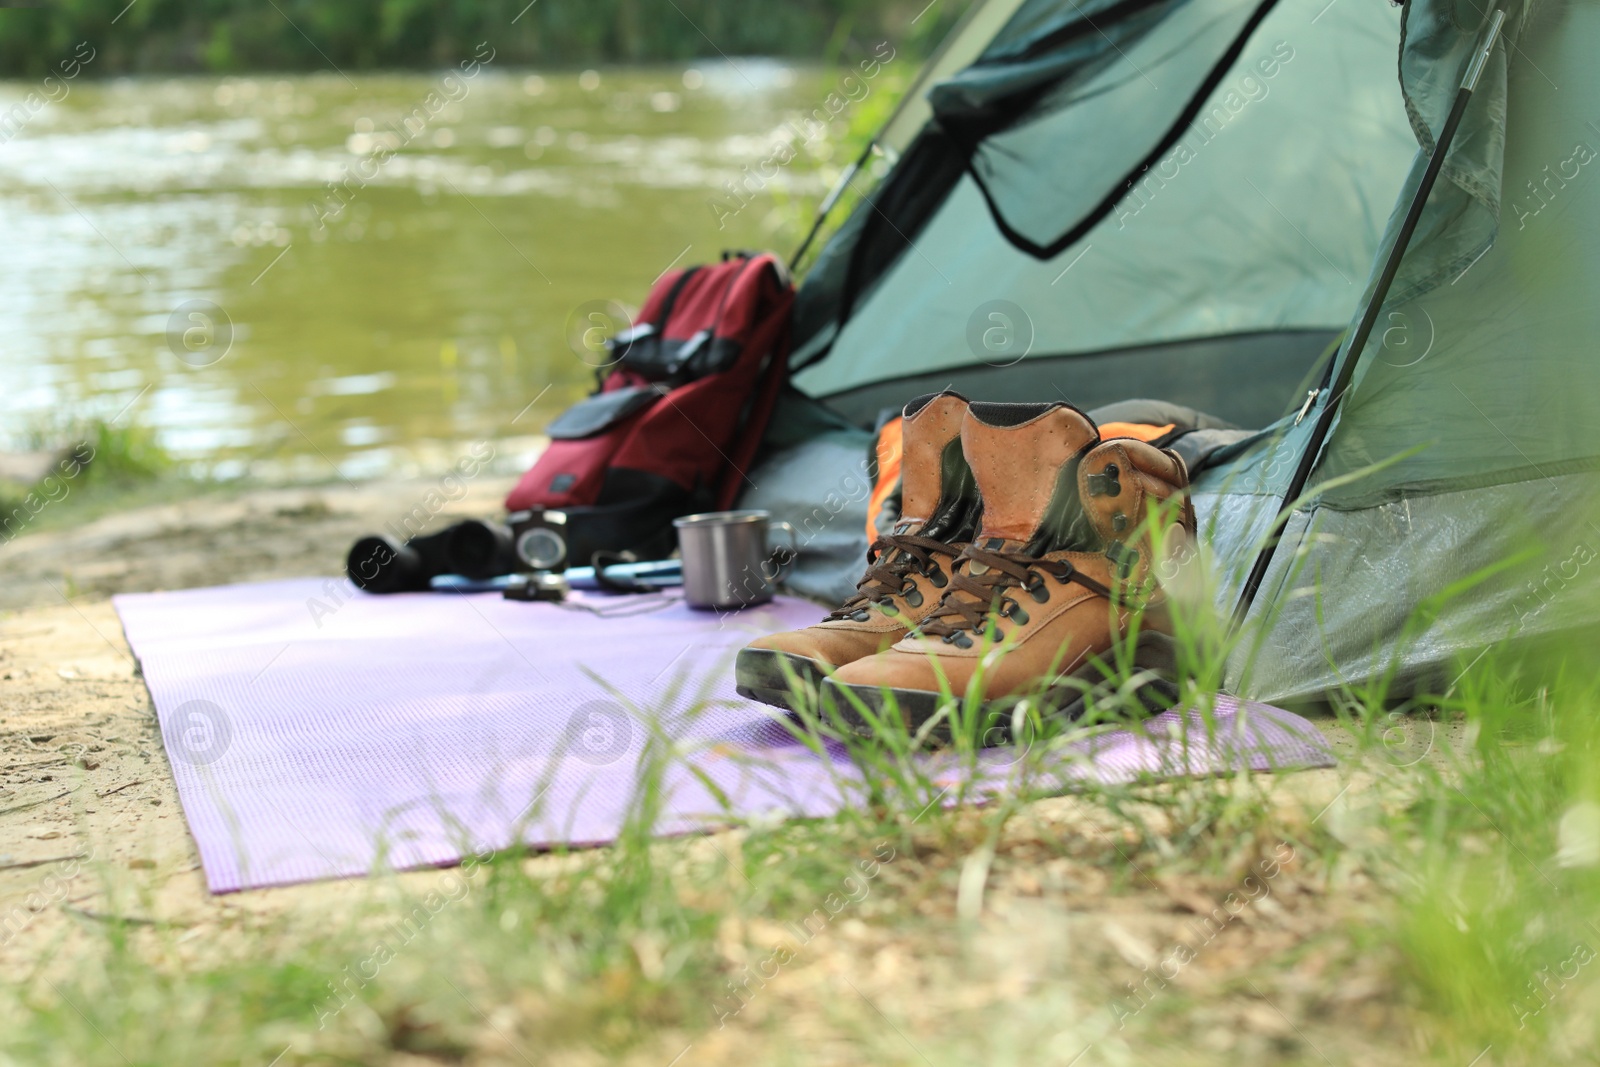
[346,519,517,594]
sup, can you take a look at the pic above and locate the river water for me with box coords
[0,62,845,480]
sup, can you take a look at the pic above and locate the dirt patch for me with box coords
[0,480,509,971]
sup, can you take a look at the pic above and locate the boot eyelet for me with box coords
[1000,597,1029,625]
[1087,463,1121,497]
[898,580,924,608]
[1106,543,1140,580]
[1024,574,1051,604]
[924,564,947,589]
[876,596,899,615]
[851,609,870,622]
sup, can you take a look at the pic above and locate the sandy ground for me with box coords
[0,480,1399,1065]
[0,480,508,969]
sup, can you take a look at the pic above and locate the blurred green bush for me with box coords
[0,0,967,76]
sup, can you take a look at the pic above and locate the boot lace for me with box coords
[827,532,961,620]
[918,544,1116,640]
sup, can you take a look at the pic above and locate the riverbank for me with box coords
[0,480,1592,1065]
[0,476,506,613]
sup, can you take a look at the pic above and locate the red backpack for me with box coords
[505,252,793,569]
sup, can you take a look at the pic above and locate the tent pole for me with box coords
[1229,3,1509,630]
[788,141,875,273]
[786,0,1011,273]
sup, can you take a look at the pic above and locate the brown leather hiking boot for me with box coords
[734,391,978,711]
[1079,437,1198,579]
[825,402,1193,734]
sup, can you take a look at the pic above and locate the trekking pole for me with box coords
[1230,2,1510,629]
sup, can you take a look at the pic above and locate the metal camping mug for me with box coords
[673,510,799,610]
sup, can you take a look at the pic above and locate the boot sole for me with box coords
[734,648,827,712]
[820,631,1181,742]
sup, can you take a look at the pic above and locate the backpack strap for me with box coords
[599,266,704,389]
[715,338,789,510]
[714,257,793,509]
[651,265,702,332]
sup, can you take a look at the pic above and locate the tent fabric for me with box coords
[877,0,1032,155]
[950,0,1282,259]
[814,329,1337,429]
[1203,470,1600,703]
[794,0,1417,410]
[1201,0,1600,695]
[740,427,876,604]
[1313,0,1600,504]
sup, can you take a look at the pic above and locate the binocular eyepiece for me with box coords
[346,519,517,593]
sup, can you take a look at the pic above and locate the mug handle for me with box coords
[767,520,799,583]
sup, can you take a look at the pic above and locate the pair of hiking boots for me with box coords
[734,391,1196,734]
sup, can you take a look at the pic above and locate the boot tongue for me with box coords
[962,403,1101,553]
[899,393,971,526]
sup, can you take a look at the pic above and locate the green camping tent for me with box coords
[779,0,1599,702]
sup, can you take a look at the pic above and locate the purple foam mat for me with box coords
[114,579,1333,893]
